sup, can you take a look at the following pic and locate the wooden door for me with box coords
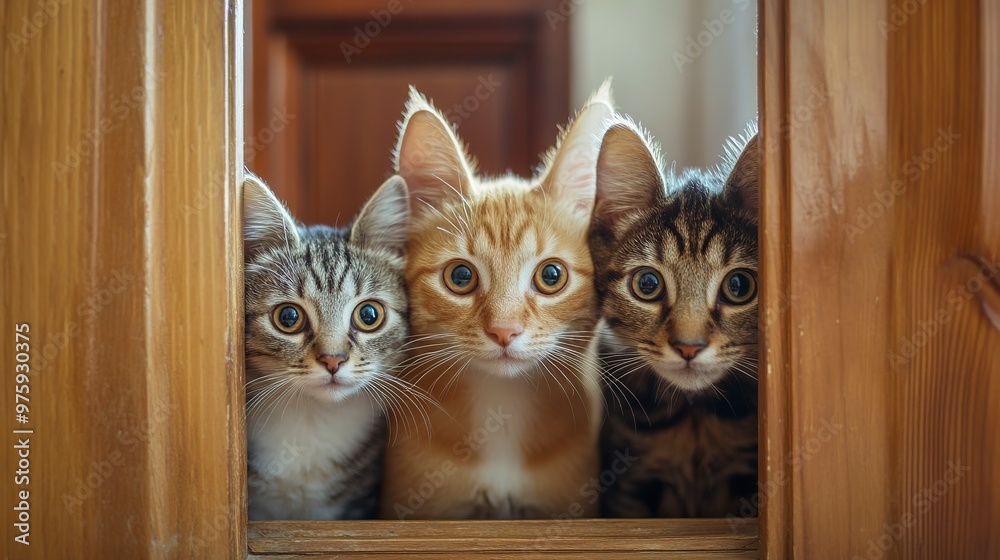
[250,0,569,226]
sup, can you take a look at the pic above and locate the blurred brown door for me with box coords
[249,0,569,226]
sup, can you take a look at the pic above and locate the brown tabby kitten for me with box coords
[591,119,759,518]
[380,85,613,520]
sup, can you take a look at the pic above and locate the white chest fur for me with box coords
[465,375,531,509]
[459,360,601,518]
[247,395,380,520]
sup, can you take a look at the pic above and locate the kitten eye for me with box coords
[443,261,479,295]
[533,259,568,295]
[271,303,306,334]
[630,268,664,301]
[352,300,386,332]
[720,269,757,305]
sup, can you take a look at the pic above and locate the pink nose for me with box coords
[486,325,523,347]
[318,353,348,374]
[671,341,706,360]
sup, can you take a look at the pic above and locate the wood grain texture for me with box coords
[248,554,753,560]
[0,0,245,557]
[760,0,999,557]
[247,519,758,558]
[757,2,791,556]
[887,0,999,557]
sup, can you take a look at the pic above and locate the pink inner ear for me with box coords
[544,100,610,214]
[550,150,597,213]
[396,110,473,210]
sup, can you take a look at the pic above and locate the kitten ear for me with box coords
[393,87,475,221]
[594,119,666,231]
[242,171,300,261]
[351,174,410,255]
[722,128,759,224]
[541,79,616,217]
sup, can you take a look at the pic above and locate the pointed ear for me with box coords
[541,79,616,217]
[594,120,665,231]
[351,175,410,255]
[242,171,300,261]
[723,132,759,223]
[393,87,475,221]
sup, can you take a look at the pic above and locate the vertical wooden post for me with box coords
[760,0,1000,557]
[1,1,245,557]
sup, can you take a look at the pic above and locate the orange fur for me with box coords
[381,83,615,520]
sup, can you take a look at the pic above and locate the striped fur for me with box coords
[592,120,759,518]
[244,172,414,520]
[380,84,614,520]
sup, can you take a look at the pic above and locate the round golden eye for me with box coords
[352,300,386,332]
[443,260,478,295]
[630,267,665,301]
[720,269,757,305]
[533,259,568,295]
[271,303,306,334]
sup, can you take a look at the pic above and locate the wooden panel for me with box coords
[887,0,999,557]
[300,63,522,227]
[247,519,758,558]
[0,1,245,558]
[760,0,1000,557]
[251,0,568,225]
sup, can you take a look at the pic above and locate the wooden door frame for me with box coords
[2,0,246,558]
[759,0,999,558]
[5,0,998,558]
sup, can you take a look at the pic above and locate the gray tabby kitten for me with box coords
[591,119,759,518]
[244,172,414,520]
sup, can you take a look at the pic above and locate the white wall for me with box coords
[571,0,757,170]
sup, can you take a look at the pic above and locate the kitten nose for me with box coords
[486,325,523,347]
[318,353,348,374]
[670,340,707,360]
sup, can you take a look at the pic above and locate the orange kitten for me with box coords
[381,84,614,520]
